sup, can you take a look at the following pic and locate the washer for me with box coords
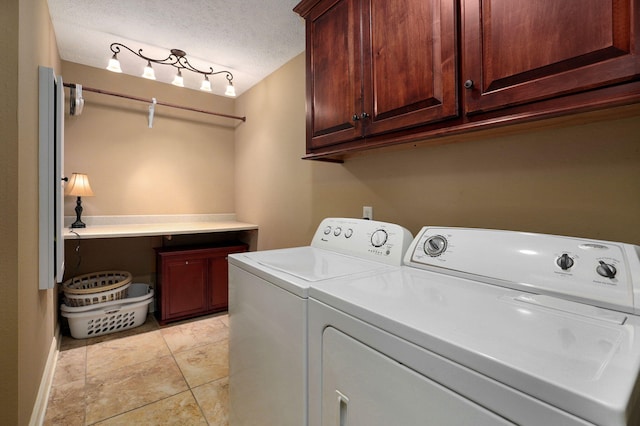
[228,217,413,426]
[308,227,640,426]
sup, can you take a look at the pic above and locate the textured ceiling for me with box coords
[47,0,305,97]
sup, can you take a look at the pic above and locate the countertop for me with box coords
[63,214,258,239]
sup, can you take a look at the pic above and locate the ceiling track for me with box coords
[62,82,246,122]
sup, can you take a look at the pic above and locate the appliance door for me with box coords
[229,263,307,426]
[321,326,513,426]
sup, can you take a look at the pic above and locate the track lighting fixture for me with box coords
[107,42,236,97]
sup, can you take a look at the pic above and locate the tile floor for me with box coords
[44,312,230,425]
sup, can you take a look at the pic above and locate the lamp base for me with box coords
[71,196,86,228]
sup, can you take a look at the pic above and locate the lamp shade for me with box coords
[107,54,122,73]
[66,173,94,197]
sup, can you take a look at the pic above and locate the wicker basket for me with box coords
[62,271,132,307]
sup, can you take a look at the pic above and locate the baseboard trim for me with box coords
[29,325,60,426]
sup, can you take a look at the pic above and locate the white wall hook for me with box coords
[148,97,157,128]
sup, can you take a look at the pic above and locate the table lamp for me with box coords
[66,173,94,228]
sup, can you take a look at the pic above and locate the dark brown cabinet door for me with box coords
[365,0,458,135]
[302,0,458,150]
[162,256,208,320]
[462,0,640,114]
[307,0,363,149]
[208,254,229,311]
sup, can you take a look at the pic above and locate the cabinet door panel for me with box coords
[164,257,208,319]
[366,0,458,134]
[309,0,363,148]
[463,0,640,114]
[208,255,229,311]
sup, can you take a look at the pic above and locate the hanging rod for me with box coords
[63,83,246,122]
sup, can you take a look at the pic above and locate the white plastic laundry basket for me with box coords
[61,283,154,339]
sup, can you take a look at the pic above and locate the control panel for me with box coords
[311,218,413,266]
[405,227,640,314]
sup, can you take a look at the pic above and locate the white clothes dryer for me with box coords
[228,217,413,426]
[308,227,640,425]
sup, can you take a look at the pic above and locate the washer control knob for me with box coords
[334,227,342,237]
[596,261,617,278]
[371,229,388,247]
[424,235,447,257]
[323,226,332,235]
[345,228,353,238]
[557,253,574,270]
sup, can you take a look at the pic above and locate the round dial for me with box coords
[557,253,574,270]
[424,235,447,257]
[370,229,388,247]
[323,226,332,235]
[345,228,353,238]
[334,227,342,236]
[596,260,617,278]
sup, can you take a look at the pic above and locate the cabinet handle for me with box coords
[185,261,189,265]
[360,112,370,119]
[464,79,474,89]
[352,114,360,121]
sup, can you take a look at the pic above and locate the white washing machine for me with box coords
[308,227,640,426]
[228,217,413,426]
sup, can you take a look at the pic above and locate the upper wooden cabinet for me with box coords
[295,0,640,160]
[462,0,640,114]
[296,0,458,150]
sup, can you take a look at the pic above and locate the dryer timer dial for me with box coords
[424,235,447,257]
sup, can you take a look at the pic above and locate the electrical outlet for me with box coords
[363,206,373,220]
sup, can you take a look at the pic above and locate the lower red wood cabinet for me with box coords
[155,243,248,324]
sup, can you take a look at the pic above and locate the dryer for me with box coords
[308,227,640,425]
[228,217,412,426]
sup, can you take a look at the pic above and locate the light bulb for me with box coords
[225,81,236,97]
[142,61,156,80]
[106,54,122,73]
[172,69,184,87]
[200,76,212,92]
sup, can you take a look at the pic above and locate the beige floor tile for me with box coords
[85,355,188,424]
[218,314,229,328]
[161,315,228,354]
[86,330,171,377]
[192,377,229,426]
[174,340,229,388]
[43,379,86,426]
[52,346,86,386]
[93,391,207,426]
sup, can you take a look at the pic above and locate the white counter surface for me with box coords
[63,214,258,239]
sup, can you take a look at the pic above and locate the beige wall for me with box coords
[62,62,237,216]
[0,0,61,423]
[236,53,640,249]
[235,54,316,249]
[0,0,20,422]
